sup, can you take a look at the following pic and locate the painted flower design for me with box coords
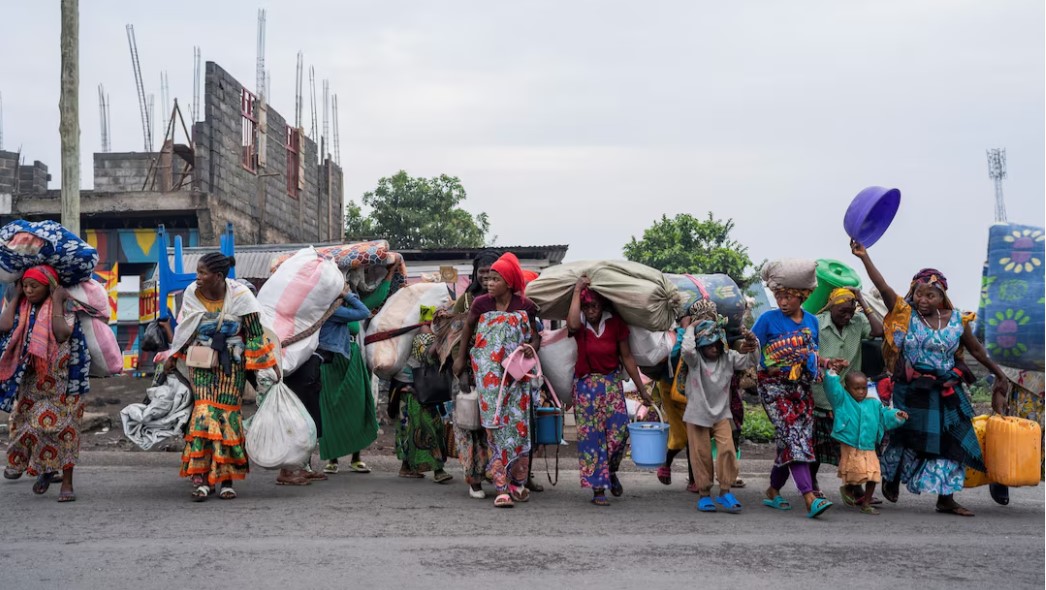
[999,228,1045,274]
[987,308,1031,359]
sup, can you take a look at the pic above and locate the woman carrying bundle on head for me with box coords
[0,266,89,502]
[454,252,543,508]
[163,253,280,501]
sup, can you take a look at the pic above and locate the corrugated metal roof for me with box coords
[173,250,292,280]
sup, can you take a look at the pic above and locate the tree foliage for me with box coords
[623,213,762,289]
[344,171,490,249]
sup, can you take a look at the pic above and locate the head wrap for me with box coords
[693,316,727,347]
[688,299,719,322]
[817,287,857,313]
[905,268,953,309]
[773,287,813,302]
[490,252,525,294]
[21,265,59,288]
[467,248,502,296]
[579,287,606,307]
[522,270,539,286]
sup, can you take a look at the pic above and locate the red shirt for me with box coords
[573,313,629,377]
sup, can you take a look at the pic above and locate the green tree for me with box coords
[623,213,762,289]
[344,171,490,249]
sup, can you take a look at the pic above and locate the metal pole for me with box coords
[60,0,80,235]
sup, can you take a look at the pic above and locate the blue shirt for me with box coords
[317,293,372,359]
[751,309,820,378]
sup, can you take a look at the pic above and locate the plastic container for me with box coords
[534,407,564,446]
[802,259,863,313]
[627,406,670,468]
[964,415,992,488]
[844,186,901,248]
[985,415,1043,487]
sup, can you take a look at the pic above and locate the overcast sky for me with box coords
[2,1,1043,309]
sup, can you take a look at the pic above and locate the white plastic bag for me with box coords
[537,328,577,401]
[628,327,676,367]
[244,381,317,469]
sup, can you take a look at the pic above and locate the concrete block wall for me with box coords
[94,153,154,192]
[18,161,50,193]
[0,150,21,194]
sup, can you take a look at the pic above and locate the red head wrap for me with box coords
[490,252,525,294]
[22,265,59,288]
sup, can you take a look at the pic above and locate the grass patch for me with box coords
[968,379,993,404]
[740,403,775,443]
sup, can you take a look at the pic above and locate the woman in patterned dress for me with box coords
[852,240,1009,516]
[0,265,89,502]
[162,253,280,501]
[453,252,543,508]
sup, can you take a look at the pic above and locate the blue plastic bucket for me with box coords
[534,407,563,445]
[843,186,901,248]
[627,410,670,469]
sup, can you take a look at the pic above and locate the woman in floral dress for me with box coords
[852,241,1009,516]
[163,253,280,501]
[454,252,542,508]
[0,265,89,502]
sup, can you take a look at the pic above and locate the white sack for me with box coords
[244,381,317,469]
[365,283,452,379]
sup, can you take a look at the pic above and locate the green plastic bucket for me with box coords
[803,259,862,313]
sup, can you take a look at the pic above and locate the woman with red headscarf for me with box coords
[0,266,89,502]
[453,252,543,507]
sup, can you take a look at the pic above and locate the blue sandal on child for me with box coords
[762,495,792,511]
[715,492,742,514]
[697,496,717,512]
[807,497,833,519]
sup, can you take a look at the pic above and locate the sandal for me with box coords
[398,469,424,479]
[509,484,530,503]
[218,487,237,500]
[697,496,717,512]
[525,476,544,493]
[592,492,611,507]
[656,466,672,485]
[494,493,514,508]
[686,481,700,494]
[609,474,623,497]
[32,473,52,495]
[3,467,23,480]
[276,473,311,486]
[859,504,880,516]
[348,461,372,474]
[303,470,328,481]
[812,489,826,500]
[433,470,454,484]
[323,462,339,475]
[882,480,899,504]
[839,486,859,507]
[762,493,792,511]
[807,497,833,519]
[732,478,746,489]
[191,485,210,502]
[989,483,1010,506]
[715,492,743,514]
[57,489,76,503]
[935,501,975,517]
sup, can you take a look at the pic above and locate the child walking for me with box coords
[681,308,758,514]
[824,369,908,515]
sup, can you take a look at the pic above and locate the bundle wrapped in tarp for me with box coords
[120,373,193,450]
[0,220,98,286]
[525,260,683,331]
[979,223,1045,372]
[365,282,453,379]
[667,273,747,341]
[271,240,408,301]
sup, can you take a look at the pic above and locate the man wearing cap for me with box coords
[810,288,884,501]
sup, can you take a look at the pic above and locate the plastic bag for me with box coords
[120,374,193,450]
[537,329,577,402]
[140,321,169,353]
[244,381,317,469]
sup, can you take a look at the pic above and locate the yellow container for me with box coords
[964,415,991,488]
[985,415,1043,487]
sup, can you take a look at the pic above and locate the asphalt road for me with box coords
[1,453,1042,590]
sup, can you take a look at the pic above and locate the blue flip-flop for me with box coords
[807,497,833,519]
[762,495,792,511]
[697,496,717,512]
[715,492,743,514]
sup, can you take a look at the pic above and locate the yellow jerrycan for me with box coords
[985,415,1043,487]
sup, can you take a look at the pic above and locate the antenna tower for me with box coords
[126,25,152,151]
[192,46,201,123]
[294,51,303,128]
[309,66,318,142]
[987,148,1008,223]
[256,9,266,100]
[98,85,111,152]
[332,93,341,165]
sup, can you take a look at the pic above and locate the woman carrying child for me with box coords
[680,304,758,514]
[823,368,907,514]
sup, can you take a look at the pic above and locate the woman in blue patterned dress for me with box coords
[852,240,1009,516]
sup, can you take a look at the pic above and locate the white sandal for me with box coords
[469,486,487,499]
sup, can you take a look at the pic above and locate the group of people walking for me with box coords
[0,240,1020,517]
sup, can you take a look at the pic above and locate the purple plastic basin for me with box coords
[844,186,901,248]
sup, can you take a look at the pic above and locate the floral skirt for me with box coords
[7,374,84,476]
[881,443,964,495]
[395,387,447,473]
[574,373,629,489]
[837,444,881,485]
[180,365,249,486]
[758,372,815,466]
[454,425,490,485]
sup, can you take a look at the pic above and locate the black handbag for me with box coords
[413,362,454,406]
[141,320,170,352]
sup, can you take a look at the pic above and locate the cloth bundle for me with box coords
[120,374,193,450]
[0,220,99,287]
[271,240,408,302]
[365,283,453,379]
[525,260,683,331]
[666,273,747,341]
[66,279,124,377]
[760,258,818,292]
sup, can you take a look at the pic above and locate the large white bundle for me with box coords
[257,247,344,374]
[525,260,683,331]
[244,381,317,469]
[365,283,452,379]
[537,328,577,400]
[761,258,817,291]
[67,279,123,377]
[629,327,676,367]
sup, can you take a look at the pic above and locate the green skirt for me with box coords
[319,343,379,460]
[395,388,447,473]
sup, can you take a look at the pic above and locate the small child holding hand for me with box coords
[824,369,908,515]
